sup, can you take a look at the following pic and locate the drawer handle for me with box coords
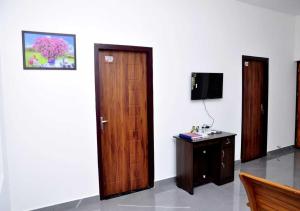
[203,150,206,154]
[222,150,225,158]
[203,175,206,178]
[225,138,231,145]
[221,162,225,168]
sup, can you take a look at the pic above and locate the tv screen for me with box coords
[191,73,223,100]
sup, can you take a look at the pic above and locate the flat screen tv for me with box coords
[191,72,223,100]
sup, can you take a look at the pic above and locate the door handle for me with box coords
[221,162,225,169]
[100,117,108,130]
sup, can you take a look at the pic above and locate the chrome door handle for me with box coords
[100,117,108,130]
[221,162,225,168]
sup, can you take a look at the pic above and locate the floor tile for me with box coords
[35,148,300,211]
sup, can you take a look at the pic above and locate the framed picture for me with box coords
[22,31,76,70]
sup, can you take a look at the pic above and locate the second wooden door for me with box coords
[295,62,300,148]
[242,56,268,162]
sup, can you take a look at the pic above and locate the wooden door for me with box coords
[242,56,268,162]
[295,62,300,148]
[95,46,153,199]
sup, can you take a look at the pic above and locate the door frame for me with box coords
[295,61,300,148]
[241,55,269,162]
[94,44,154,199]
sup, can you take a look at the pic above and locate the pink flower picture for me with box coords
[22,31,76,70]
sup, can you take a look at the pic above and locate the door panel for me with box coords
[296,63,300,148]
[193,146,211,185]
[221,145,234,180]
[98,51,149,197]
[242,58,268,162]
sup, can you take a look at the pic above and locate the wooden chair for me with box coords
[239,172,300,211]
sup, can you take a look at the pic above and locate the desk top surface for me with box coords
[173,131,236,143]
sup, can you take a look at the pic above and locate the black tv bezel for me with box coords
[191,72,223,100]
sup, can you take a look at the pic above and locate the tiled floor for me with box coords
[38,147,300,211]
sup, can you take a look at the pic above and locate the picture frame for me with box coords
[22,31,76,70]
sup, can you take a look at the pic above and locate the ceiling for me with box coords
[237,0,300,15]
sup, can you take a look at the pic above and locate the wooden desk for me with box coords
[174,132,236,194]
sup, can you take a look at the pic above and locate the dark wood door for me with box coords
[295,62,300,148]
[95,49,152,198]
[242,56,268,162]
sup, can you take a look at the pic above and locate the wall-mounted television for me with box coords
[191,72,223,100]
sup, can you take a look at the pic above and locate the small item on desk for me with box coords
[179,132,203,141]
[201,124,210,134]
[202,124,210,129]
[190,125,200,133]
[210,130,222,134]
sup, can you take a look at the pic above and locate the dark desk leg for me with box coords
[176,140,194,194]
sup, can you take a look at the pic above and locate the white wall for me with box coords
[294,16,300,59]
[0,0,296,210]
[0,8,11,209]
[0,83,11,211]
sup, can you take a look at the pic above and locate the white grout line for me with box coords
[75,199,82,208]
[118,204,191,209]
